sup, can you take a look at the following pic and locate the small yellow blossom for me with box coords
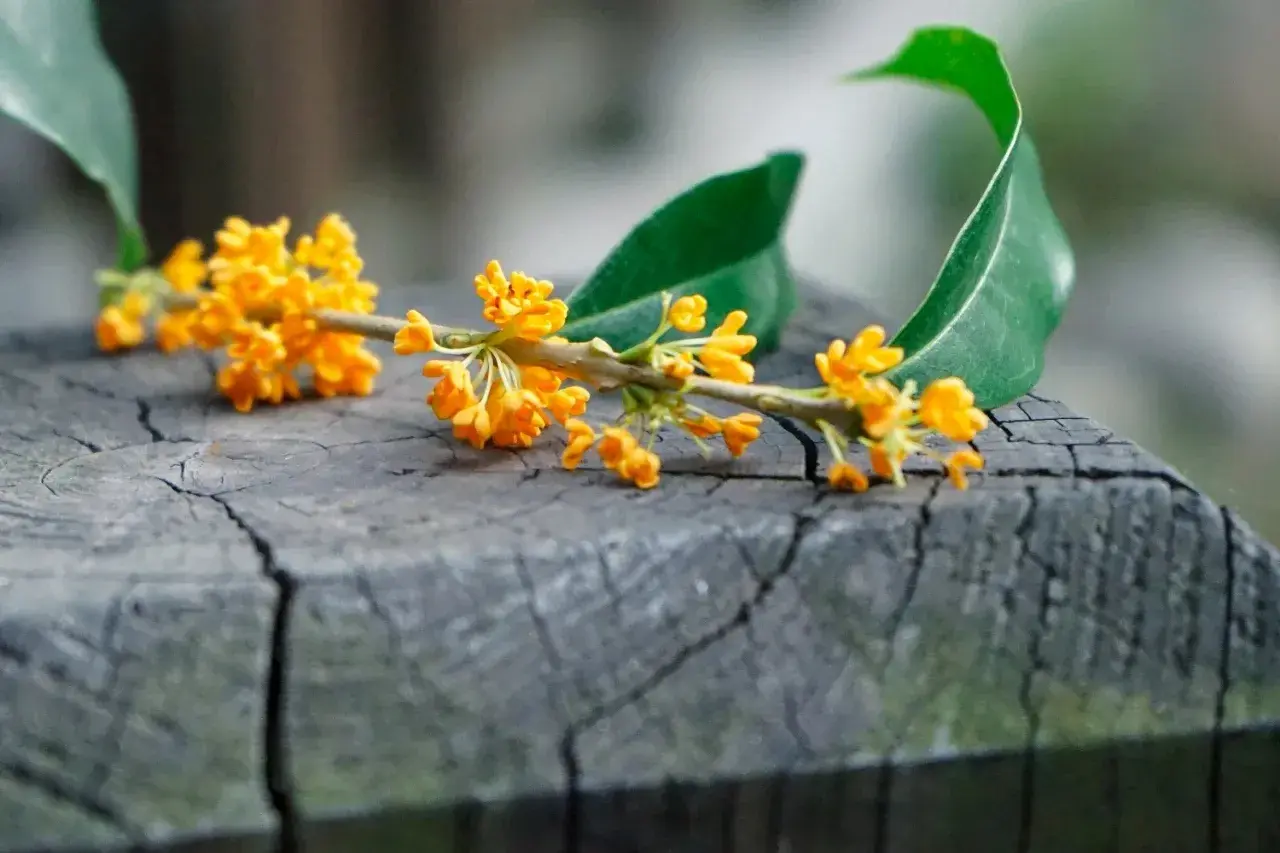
[122,291,151,318]
[827,461,869,492]
[659,350,695,380]
[210,215,292,280]
[597,426,639,471]
[919,377,990,443]
[859,377,916,441]
[226,323,286,371]
[473,261,568,341]
[294,213,356,271]
[546,385,590,424]
[561,419,597,470]
[816,325,905,404]
[857,380,921,487]
[698,310,756,384]
[155,310,197,353]
[816,325,903,380]
[190,292,244,349]
[168,214,385,409]
[216,360,271,414]
[488,387,548,449]
[277,311,318,353]
[617,446,661,489]
[161,239,208,293]
[869,443,908,482]
[945,448,984,490]
[668,295,708,333]
[313,345,381,398]
[95,291,152,353]
[424,360,478,420]
[394,310,436,355]
[452,401,494,449]
[327,275,378,314]
[721,412,763,458]
[95,307,144,352]
[680,413,721,439]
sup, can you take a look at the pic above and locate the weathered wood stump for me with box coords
[2,283,1278,853]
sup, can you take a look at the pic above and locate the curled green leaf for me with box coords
[0,0,146,270]
[846,26,1075,409]
[561,152,804,355]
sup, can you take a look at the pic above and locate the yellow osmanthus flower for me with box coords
[95,291,152,352]
[394,310,436,355]
[816,370,988,491]
[452,400,493,449]
[667,295,708,334]
[721,412,762,458]
[149,239,213,352]
[217,361,273,414]
[473,261,569,341]
[226,323,286,371]
[827,460,869,492]
[946,448,984,490]
[423,360,478,420]
[658,350,695,380]
[807,325,990,492]
[618,446,661,490]
[816,324,904,404]
[401,268,592,454]
[597,426,638,470]
[561,418,596,470]
[190,291,243,349]
[918,377,990,443]
[679,412,721,440]
[206,214,382,411]
[96,214,385,412]
[293,213,357,272]
[209,215,292,283]
[639,296,758,386]
[161,239,208,293]
[155,310,196,353]
[696,310,756,384]
[586,426,661,489]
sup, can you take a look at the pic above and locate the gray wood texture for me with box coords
[1,282,1278,853]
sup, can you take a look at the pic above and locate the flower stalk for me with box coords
[159,291,864,434]
[96,213,989,492]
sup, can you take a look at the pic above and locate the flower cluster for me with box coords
[636,293,758,384]
[93,213,992,494]
[95,290,152,352]
[814,325,987,491]
[392,261,590,451]
[95,214,383,412]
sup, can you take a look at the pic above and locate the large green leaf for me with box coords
[846,27,1075,409]
[0,0,146,270]
[561,152,804,354]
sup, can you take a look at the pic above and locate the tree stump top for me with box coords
[2,284,1278,853]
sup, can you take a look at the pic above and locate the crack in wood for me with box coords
[1207,506,1238,853]
[1015,485,1044,853]
[571,512,820,736]
[149,475,298,853]
[204,493,299,853]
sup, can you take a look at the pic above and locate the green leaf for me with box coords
[561,152,804,354]
[845,26,1075,409]
[0,0,147,270]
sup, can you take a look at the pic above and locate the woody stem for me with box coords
[161,292,862,434]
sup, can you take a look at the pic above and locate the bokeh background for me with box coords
[1,0,1277,540]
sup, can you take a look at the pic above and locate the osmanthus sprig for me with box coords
[94,214,990,492]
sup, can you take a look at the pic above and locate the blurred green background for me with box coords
[0,0,1276,540]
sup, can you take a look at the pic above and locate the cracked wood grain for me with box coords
[2,282,1279,853]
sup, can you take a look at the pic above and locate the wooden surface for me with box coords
[1,283,1278,853]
